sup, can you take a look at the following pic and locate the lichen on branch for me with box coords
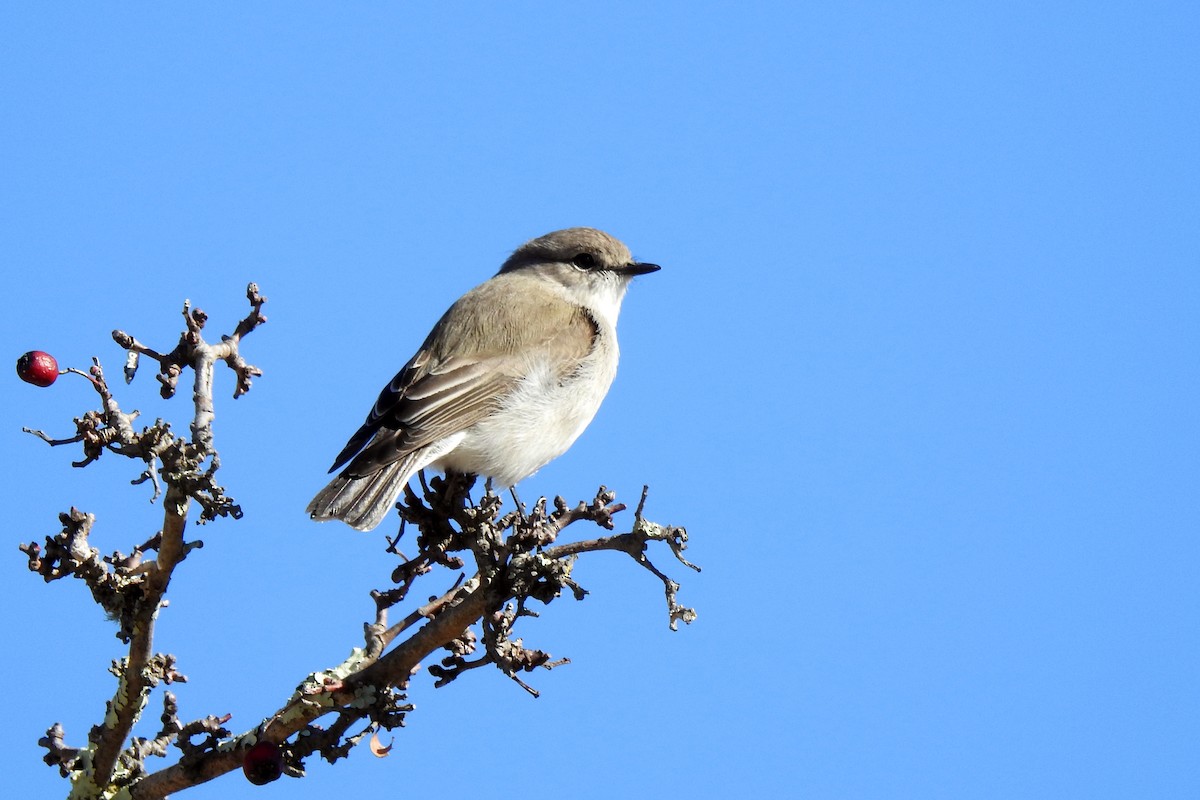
[19,282,697,800]
[19,284,268,799]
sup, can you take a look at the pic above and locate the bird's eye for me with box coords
[571,252,597,270]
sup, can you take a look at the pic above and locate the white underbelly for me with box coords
[436,352,617,487]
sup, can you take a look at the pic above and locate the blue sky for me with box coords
[2,3,1197,798]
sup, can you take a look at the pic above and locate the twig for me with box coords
[24,285,695,799]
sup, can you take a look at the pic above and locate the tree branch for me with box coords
[22,286,267,798]
[127,478,694,799]
[21,284,695,799]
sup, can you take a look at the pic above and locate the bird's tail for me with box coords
[306,456,420,532]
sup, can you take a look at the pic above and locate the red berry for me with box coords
[242,740,283,785]
[16,351,58,387]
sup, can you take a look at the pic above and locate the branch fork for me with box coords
[20,283,697,799]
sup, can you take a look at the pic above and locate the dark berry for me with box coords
[242,740,283,785]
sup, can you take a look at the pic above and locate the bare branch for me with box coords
[38,724,80,777]
[21,287,269,798]
[21,284,695,799]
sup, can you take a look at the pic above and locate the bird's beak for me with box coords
[620,261,661,276]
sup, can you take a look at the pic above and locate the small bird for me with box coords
[307,227,660,531]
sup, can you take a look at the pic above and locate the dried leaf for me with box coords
[123,350,139,383]
[369,731,394,758]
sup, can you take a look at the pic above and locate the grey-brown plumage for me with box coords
[307,228,659,531]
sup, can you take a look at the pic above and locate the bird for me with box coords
[306,227,660,531]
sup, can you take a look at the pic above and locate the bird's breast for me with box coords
[436,334,619,487]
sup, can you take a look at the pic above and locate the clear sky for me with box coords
[2,3,1197,799]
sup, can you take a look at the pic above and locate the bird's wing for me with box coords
[328,275,597,476]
